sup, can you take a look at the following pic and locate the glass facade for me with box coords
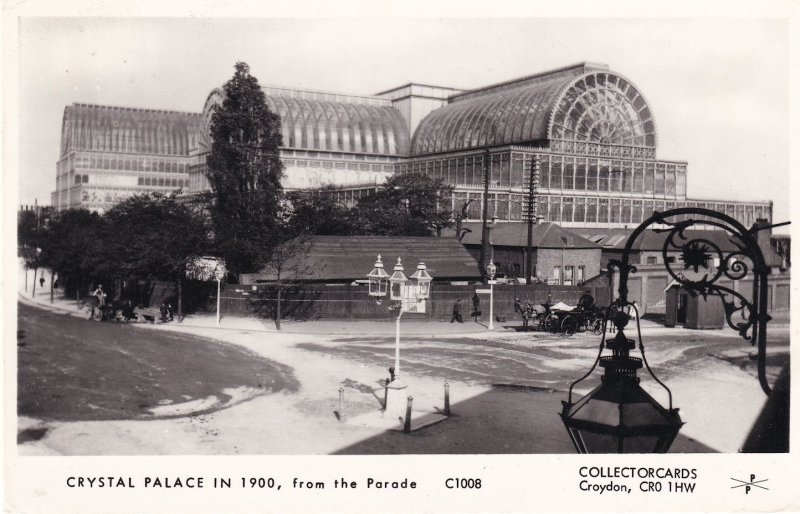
[54,63,774,226]
[394,148,770,228]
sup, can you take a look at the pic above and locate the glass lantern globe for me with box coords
[410,262,432,300]
[389,257,407,301]
[486,260,497,280]
[366,255,389,299]
[560,317,684,453]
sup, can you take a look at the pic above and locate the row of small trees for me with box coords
[18,194,211,317]
[19,61,454,324]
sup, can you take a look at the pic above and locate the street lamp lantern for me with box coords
[410,262,432,300]
[560,310,683,453]
[486,260,497,280]
[389,257,407,301]
[367,254,390,300]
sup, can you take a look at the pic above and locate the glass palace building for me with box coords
[53,62,772,227]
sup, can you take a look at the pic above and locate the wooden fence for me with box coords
[200,282,611,322]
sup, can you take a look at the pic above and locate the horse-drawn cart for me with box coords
[515,299,604,335]
[81,296,134,322]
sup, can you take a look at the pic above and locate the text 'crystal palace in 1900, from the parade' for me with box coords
[52,62,772,229]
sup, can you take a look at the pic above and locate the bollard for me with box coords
[338,387,345,422]
[383,378,390,411]
[403,396,413,433]
[444,382,451,417]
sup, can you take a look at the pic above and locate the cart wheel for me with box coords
[84,306,94,320]
[544,313,558,332]
[92,308,103,322]
[562,316,577,336]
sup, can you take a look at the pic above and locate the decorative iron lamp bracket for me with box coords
[561,208,788,454]
[607,208,786,396]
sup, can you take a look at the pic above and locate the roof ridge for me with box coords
[72,103,202,117]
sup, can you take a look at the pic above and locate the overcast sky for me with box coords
[14,16,791,224]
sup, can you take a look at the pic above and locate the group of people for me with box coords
[88,284,173,323]
[447,289,641,329]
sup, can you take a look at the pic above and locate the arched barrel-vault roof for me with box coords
[411,68,657,155]
[60,104,204,157]
[201,87,410,156]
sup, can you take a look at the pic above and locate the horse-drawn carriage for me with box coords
[515,299,604,335]
[81,295,172,323]
[81,296,135,322]
[542,304,604,336]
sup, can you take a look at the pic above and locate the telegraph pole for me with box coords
[479,148,491,278]
[525,156,540,285]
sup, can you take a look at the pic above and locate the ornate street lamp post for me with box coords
[367,255,432,387]
[560,208,787,453]
[486,260,497,331]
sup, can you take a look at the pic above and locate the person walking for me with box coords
[450,299,463,323]
[471,292,481,322]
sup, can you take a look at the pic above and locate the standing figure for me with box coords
[471,292,481,322]
[91,284,106,307]
[450,299,464,323]
[514,298,528,328]
[578,289,595,311]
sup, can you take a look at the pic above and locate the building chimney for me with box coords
[753,218,771,251]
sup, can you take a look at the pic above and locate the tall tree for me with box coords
[102,193,212,319]
[38,208,105,299]
[284,187,353,237]
[349,173,454,236]
[205,62,284,275]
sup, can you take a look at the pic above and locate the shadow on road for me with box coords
[332,386,715,454]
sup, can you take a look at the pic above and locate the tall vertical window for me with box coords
[632,202,643,224]
[539,155,550,189]
[550,159,562,189]
[564,266,574,286]
[562,198,573,223]
[575,163,586,190]
[577,266,585,284]
[538,198,550,222]
[599,199,609,223]
[599,164,609,191]
[464,157,474,185]
[511,153,524,188]
[666,169,676,196]
[622,201,631,224]
[623,166,633,192]
[587,161,598,190]
[634,166,644,193]
[574,199,585,223]
[645,165,654,193]
[563,160,574,190]
[611,164,622,192]
[655,166,665,194]
[551,197,562,222]
[676,171,687,198]
[586,202,597,223]
[610,202,621,224]
[500,153,510,186]
[553,266,561,284]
